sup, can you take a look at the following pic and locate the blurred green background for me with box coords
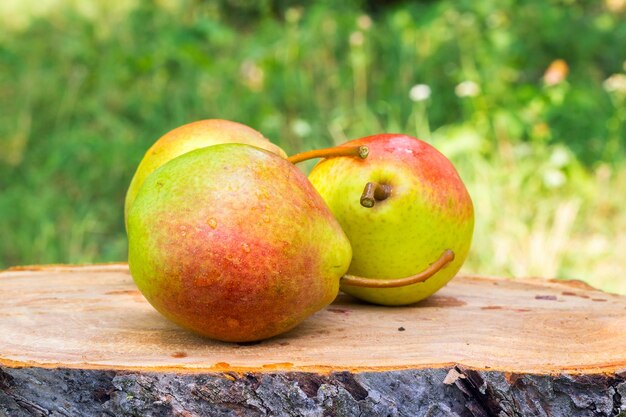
[1,0,625,293]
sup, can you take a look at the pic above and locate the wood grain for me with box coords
[1,264,625,375]
[2,265,626,416]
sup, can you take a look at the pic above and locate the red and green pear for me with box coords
[124,119,286,225]
[127,144,351,342]
[307,134,474,306]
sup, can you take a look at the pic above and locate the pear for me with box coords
[306,134,474,306]
[125,119,286,225]
[127,143,352,342]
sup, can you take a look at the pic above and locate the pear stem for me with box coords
[340,249,455,288]
[360,182,392,208]
[287,145,369,164]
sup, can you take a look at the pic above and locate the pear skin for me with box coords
[127,144,351,342]
[125,119,287,225]
[309,134,474,306]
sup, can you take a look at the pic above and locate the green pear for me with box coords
[127,143,352,342]
[125,119,286,225]
[307,134,474,306]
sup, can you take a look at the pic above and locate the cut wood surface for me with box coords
[1,264,625,374]
[1,264,625,417]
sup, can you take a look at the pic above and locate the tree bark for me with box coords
[1,264,625,416]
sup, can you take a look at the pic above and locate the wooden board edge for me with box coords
[2,356,626,377]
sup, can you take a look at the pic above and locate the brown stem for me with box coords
[287,145,369,164]
[360,182,392,208]
[340,249,455,288]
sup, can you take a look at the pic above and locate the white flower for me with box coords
[349,31,364,47]
[357,15,373,31]
[409,84,431,102]
[291,119,311,137]
[543,169,566,189]
[603,74,626,94]
[455,80,481,97]
[549,147,570,168]
[240,60,264,91]
[285,7,303,24]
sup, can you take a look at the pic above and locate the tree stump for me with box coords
[1,264,625,416]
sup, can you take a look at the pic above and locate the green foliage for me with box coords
[0,0,625,292]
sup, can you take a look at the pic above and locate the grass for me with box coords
[1,0,625,294]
